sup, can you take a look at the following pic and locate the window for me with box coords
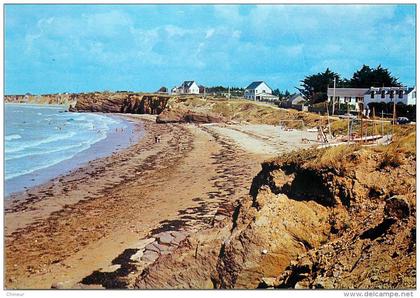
[371,91,375,99]
[399,90,403,98]
[413,91,416,98]
[390,91,394,99]
[381,90,385,98]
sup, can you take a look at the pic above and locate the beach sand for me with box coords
[5,115,318,289]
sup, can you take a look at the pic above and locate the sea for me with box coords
[5,104,138,196]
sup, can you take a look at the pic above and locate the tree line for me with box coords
[204,64,401,103]
[205,86,244,96]
[297,65,401,104]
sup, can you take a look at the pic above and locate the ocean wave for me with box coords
[5,145,90,180]
[55,113,117,131]
[5,134,22,141]
[5,109,125,182]
[5,131,77,154]
[6,142,87,161]
[72,115,87,122]
[5,133,108,180]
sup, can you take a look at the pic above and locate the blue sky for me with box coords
[5,4,416,94]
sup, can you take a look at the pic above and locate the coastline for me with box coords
[4,116,266,288]
[5,115,186,288]
[5,112,143,197]
[4,113,415,289]
[4,117,317,289]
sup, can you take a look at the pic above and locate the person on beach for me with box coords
[177,137,181,152]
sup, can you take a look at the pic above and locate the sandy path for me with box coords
[204,124,318,155]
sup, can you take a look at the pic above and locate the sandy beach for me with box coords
[5,114,318,289]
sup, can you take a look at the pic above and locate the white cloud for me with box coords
[11,4,415,92]
[214,5,243,25]
[164,25,191,38]
[232,30,241,39]
[83,10,133,37]
[205,28,215,39]
[276,44,304,58]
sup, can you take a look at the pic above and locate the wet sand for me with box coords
[5,116,314,289]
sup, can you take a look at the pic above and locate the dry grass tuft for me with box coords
[317,144,361,168]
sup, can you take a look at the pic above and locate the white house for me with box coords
[327,86,416,110]
[327,88,368,110]
[407,87,417,105]
[244,81,277,101]
[172,81,200,95]
[364,86,416,106]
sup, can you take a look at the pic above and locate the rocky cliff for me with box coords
[5,92,172,115]
[5,94,78,106]
[72,92,171,114]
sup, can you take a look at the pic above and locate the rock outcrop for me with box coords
[135,227,230,289]
[73,92,170,114]
[5,94,78,106]
[5,92,171,115]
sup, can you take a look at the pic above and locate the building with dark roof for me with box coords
[286,93,306,106]
[244,81,277,101]
[327,86,416,110]
[172,81,200,94]
[364,87,416,105]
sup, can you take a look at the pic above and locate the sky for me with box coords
[4,4,416,95]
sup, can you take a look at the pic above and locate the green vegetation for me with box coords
[349,65,400,88]
[272,89,292,100]
[297,65,401,104]
[205,86,244,97]
[297,68,344,104]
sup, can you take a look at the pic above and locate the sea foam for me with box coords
[5,104,120,181]
[5,134,22,141]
